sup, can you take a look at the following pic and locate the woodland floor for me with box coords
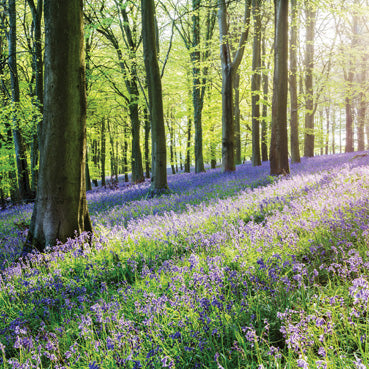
[0,152,369,368]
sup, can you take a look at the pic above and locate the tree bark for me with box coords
[289,0,300,163]
[261,37,269,162]
[8,0,32,201]
[128,77,144,183]
[218,0,251,172]
[100,118,106,186]
[142,0,169,195]
[357,56,366,152]
[345,85,354,152]
[210,123,217,168]
[123,123,129,182]
[167,115,176,175]
[86,151,92,191]
[25,0,92,252]
[270,0,289,176]
[303,2,316,157]
[191,0,205,173]
[251,0,262,167]
[234,72,241,165]
[325,105,330,155]
[185,117,192,173]
[144,107,151,178]
[27,0,43,193]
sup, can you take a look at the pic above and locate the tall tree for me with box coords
[270,0,289,175]
[27,0,43,192]
[142,0,169,195]
[8,0,32,200]
[24,0,92,252]
[344,3,360,153]
[303,0,316,157]
[100,118,106,186]
[218,0,251,172]
[357,55,367,152]
[289,0,300,162]
[251,0,262,166]
[261,35,269,162]
[234,72,242,164]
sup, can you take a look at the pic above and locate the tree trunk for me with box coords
[234,72,241,165]
[8,0,32,201]
[142,0,169,195]
[128,79,144,183]
[27,0,43,193]
[101,118,106,186]
[123,124,129,182]
[144,107,151,178]
[192,0,205,173]
[303,2,316,157]
[218,0,251,173]
[331,107,335,154]
[179,151,183,171]
[86,151,92,192]
[167,116,176,175]
[261,37,268,162]
[270,0,289,176]
[289,0,300,163]
[251,0,262,167]
[357,58,366,152]
[107,118,117,181]
[210,123,217,168]
[221,64,235,172]
[325,105,330,155]
[24,0,92,252]
[345,90,354,153]
[185,118,192,172]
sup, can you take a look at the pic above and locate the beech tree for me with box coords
[303,1,316,157]
[26,0,43,192]
[218,0,251,172]
[261,34,270,162]
[24,0,92,252]
[251,0,262,166]
[142,0,169,195]
[270,0,289,175]
[289,0,300,163]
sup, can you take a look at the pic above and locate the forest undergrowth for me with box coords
[0,152,369,368]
